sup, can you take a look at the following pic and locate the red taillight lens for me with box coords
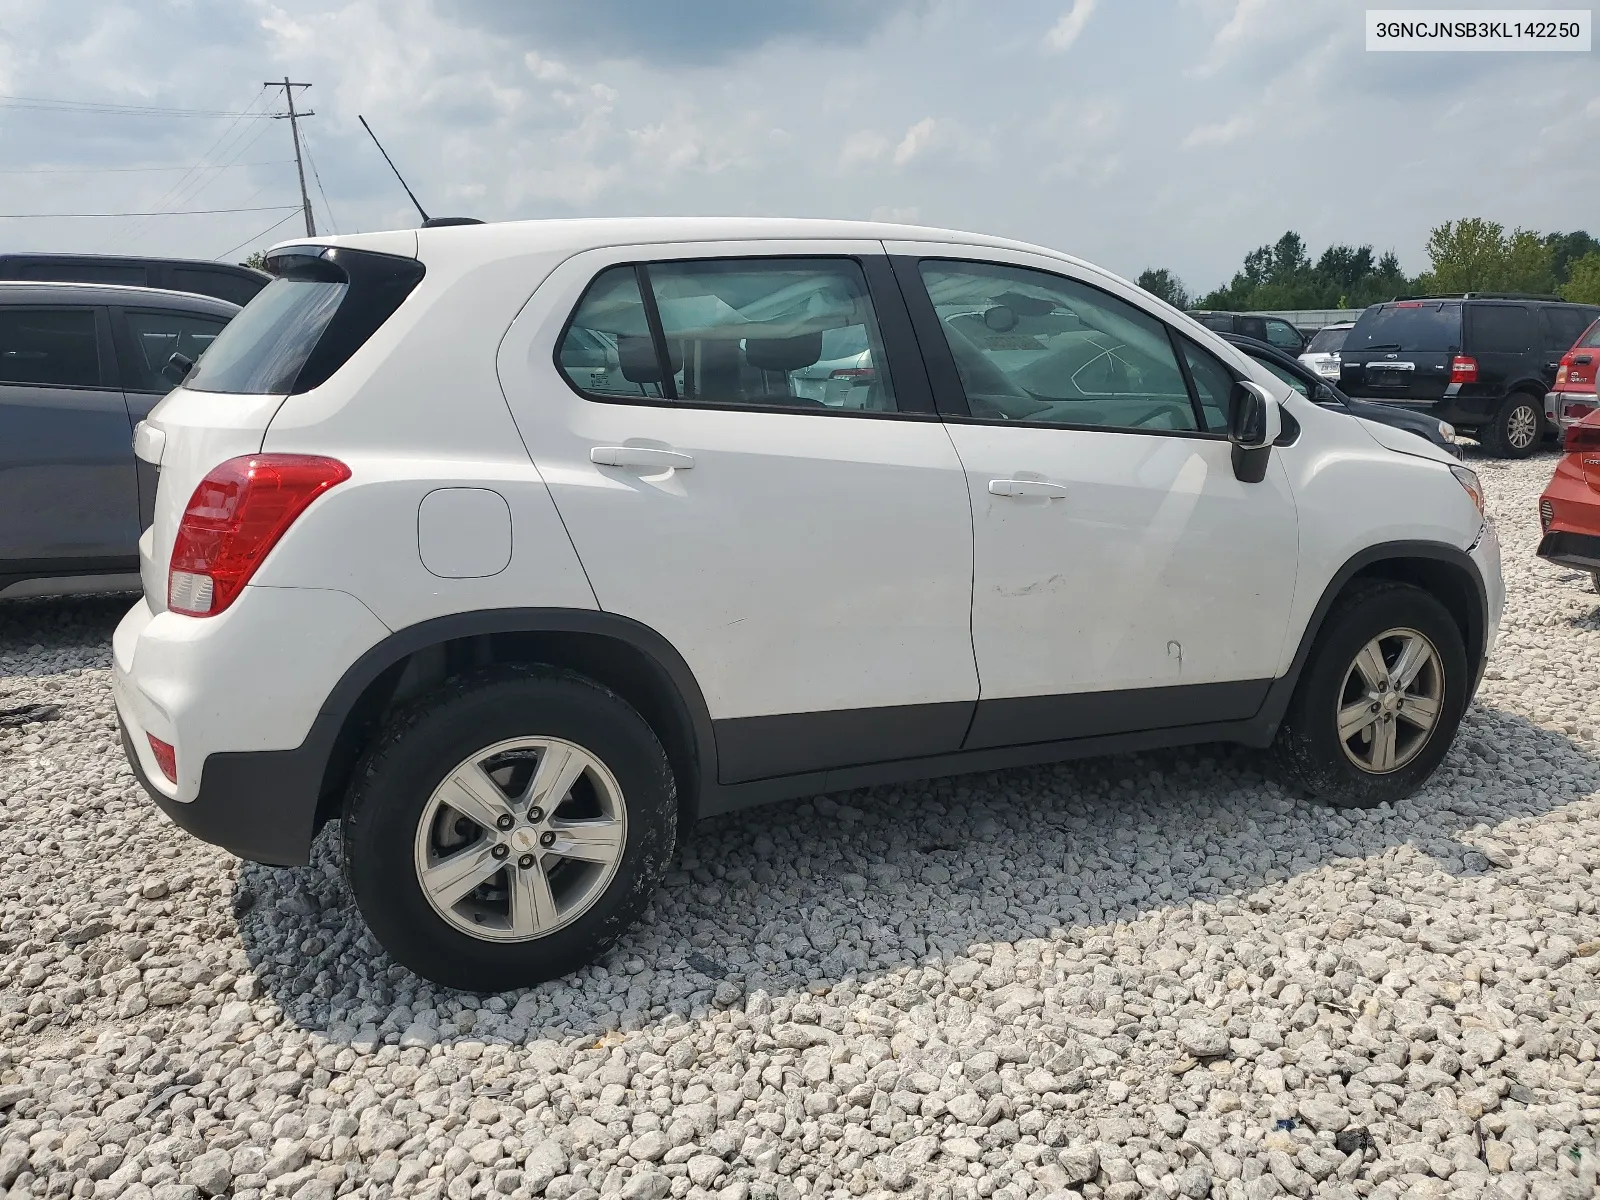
[169,454,350,616]
[1450,355,1478,384]
[147,734,177,783]
[1563,423,1600,454]
[1556,352,1574,387]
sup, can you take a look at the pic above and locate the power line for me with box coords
[0,94,268,117]
[0,205,299,218]
[299,127,339,234]
[215,210,302,260]
[0,160,291,175]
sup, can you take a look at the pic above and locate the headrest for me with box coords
[746,332,822,372]
[617,335,682,384]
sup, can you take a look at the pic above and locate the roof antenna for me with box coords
[357,115,482,229]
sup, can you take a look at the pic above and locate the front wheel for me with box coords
[1273,581,1468,808]
[342,666,676,991]
[1479,393,1543,458]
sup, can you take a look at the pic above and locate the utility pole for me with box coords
[266,77,316,237]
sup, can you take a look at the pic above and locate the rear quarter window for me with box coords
[1305,326,1349,354]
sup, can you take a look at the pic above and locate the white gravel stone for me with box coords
[2,451,1599,1200]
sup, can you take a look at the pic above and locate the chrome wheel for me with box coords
[413,736,627,942]
[1506,402,1539,450]
[1337,627,1444,774]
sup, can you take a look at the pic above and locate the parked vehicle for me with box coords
[1299,321,1353,380]
[1223,333,1462,458]
[1538,414,1600,591]
[1340,294,1600,458]
[0,253,268,307]
[1190,310,1307,354]
[1544,314,1600,433]
[114,219,1502,990]
[0,282,238,599]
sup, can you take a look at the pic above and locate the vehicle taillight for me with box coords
[147,734,177,783]
[169,454,350,617]
[1556,352,1573,388]
[829,368,875,380]
[1450,355,1478,384]
[1562,424,1600,454]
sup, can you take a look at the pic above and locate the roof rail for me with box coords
[1391,291,1561,302]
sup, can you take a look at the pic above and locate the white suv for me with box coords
[113,218,1503,991]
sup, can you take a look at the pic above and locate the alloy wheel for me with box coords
[1506,403,1539,450]
[413,736,627,942]
[1336,627,1444,774]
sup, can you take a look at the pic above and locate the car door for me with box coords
[0,304,142,566]
[1466,304,1534,398]
[496,241,978,784]
[111,306,232,528]
[886,243,1299,750]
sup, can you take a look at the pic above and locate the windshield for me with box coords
[1305,326,1350,354]
[1347,303,1461,353]
[1582,318,1600,349]
[185,275,346,394]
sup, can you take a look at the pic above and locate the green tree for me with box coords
[1136,268,1190,309]
[1544,231,1600,286]
[1196,232,1411,310]
[1417,218,1554,294]
[1561,253,1600,305]
[242,251,267,271]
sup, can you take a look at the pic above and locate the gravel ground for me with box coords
[1,449,1598,1200]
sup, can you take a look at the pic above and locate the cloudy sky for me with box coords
[0,0,1594,294]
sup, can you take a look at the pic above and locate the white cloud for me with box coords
[1046,0,1096,53]
[891,117,940,166]
[1181,114,1248,150]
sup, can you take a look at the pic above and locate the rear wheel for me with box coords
[1479,392,1543,458]
[343,665,676,991]
[1273,581,1468,808]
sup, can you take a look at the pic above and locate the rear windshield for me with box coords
[184,246,422,395]
[1305,326,1350,354]
[1347,303,1462,353]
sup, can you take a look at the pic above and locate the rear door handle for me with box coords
[988,478,1067,499]
[590,446,695,471]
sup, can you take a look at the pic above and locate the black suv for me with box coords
[0,253,268,307]
[1339,293,1600,457]
[1190,310,1307,354]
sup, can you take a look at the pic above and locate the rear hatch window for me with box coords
[1340,302,1461,401]
[184,245,423,395]
[1304,326,1349,354]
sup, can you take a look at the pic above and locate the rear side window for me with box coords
[122,310,229,392]
[1198,313,1234,333]
[11,261,149,286]
[1470,305,1533,354]
[1540,306,1591,354]
[1305,326,1349,354]
[0,308,101,387]
[185,247,422,395]
[1264,318,1302,350]
[558,258,898,413]
[1348,303,1462,352]
[169,267,264,307]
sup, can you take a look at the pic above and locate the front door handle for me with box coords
[590,446,695,471]
[989,478,1067,499]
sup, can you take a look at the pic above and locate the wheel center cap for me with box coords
[1381,691,1400,714]
[508,827,540,854]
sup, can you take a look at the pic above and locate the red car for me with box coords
[1545,314,1600,432]
[1539,414,1600,590]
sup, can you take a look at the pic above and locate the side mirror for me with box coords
[162,351,195,386]
[1228,380,1280,483]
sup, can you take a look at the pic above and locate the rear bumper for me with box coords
[1545,390,1596,431]
[113,586,391,865]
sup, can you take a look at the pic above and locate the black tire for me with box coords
[1273,580,1468,808]
[342,665,676,991]
[1590,570,1600,595]
[1478,391,1543,458]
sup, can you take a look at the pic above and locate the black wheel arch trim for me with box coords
[1250,538,1488,740]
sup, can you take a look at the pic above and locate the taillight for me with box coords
[147,734,177,783]
[1562,424,1600,454]
[1450,355,1478,384]
[829,368,875,380]
[169,455,351,616]
[1556,352,1573,387]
